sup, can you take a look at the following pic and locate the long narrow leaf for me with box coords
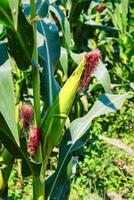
[48,92,132,198]
[37,19,60,108]
[50,5,71,49]
[99,135,134,156]
[8,0,19,30]
[0,1,13,28]
[0,48,19,145]
[36,0,49,18]
[7,9,34,70]
[0,113,32,175]
[93,60,111,93]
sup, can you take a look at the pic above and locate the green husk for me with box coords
[41,57,86,157]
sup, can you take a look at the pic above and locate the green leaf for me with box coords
[50,4,64,27]
[50,5,71,49]
[70,92,133,151]
[36,0,49,18]
[37,19,60,109]
[0,26,7,41]
[93,60,111,93]
[110,0,128,33]
[0,0,13,28]
[45,132,71,200]
[0,113,32,175]
[8,0,19,30]
[121,0,128,33]
[70,51,86,65]
[38,19,60,64]
[60,47,68,78]
[64,17,71,49]
[0,113,20,157]
[85,20,118,32]
[48,92,132,198]
[23,0,50,18]
[7,8,34,70]
[0,43,32,177]
[98,135,134,156]
[0,43,8,65]
[0,51,19,145]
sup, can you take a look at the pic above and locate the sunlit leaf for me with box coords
[0,113,32,175]
[7,9,34,70]
[0,0,13,28]
[36,0,49,18]
[85,20,118,32]
[48,92,132,198]
[8,0,19,30]
[70,51,86,65]
[50,5,71,49]
[0,45,19,145]
[37,19,60,109]
[99,135,134,156]
[94,60,111,93]
[60,47,68,78]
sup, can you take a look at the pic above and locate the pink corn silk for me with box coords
[96,4,106,13]
[19,104,33,128]
[54,15,59,24]
[81,49,100,90]
[28,127,41,157]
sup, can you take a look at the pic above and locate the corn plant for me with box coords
[0,1,133,200]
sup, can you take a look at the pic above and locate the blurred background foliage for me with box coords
[6,0,134,199]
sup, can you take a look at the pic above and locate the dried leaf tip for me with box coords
[81,49,100,90]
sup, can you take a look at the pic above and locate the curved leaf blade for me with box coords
[45,133,71,200]
[36,0,49,18]
[85,20,119,32]
[0,113,32,175]
[70,51,86,65]
[93,60,111,93]
[48,92,132,198]
[7,9,34,70]
[0,53,19,145]
[0,1,13,28]
[37,19,60,108]
[60,47,68,78]
[50,5,71,49]
[99,135,134,156]
[8,0,19,30]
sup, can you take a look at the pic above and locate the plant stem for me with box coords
[33,176,44,200]
[17,159,23,188]
[30,1,45,199]
[30,0,41,127]
[32,68,41,127]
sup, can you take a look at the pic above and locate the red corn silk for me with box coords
[81,49,100,90]
[28,127,41,157]
[54,15,59,24]
[96,4,106,13]
[19,104,33,129]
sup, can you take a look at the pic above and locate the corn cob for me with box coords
[41,50,100,157]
